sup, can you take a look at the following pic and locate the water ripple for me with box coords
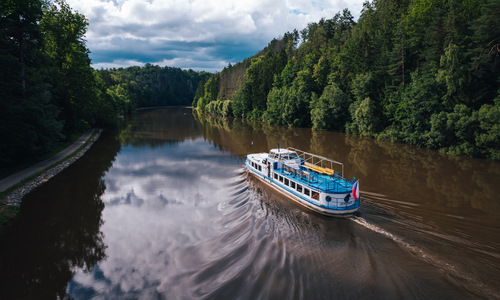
[351,216,500,300]
[164,169,497,299]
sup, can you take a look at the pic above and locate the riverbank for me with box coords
[0,129,102,226]
[135,106,193,111]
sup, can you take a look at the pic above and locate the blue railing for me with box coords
[272,164,355,194]
[288,165,354,193]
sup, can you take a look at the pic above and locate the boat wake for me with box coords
[351,210,499,300]
[165,167,498,299]
[164,168,306,299]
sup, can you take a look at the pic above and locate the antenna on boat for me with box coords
[278,142,280,152]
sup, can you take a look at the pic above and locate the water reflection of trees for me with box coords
[0,131,121,299]
[118,108,500,215]
[119,108,200,147]
[118,109,499,216]
[196,110,500,215]
[194,110,315,158]
[343,134,500,213]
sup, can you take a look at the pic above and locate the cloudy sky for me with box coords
[66,0,366,72]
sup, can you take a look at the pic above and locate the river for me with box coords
[0,107,499,299]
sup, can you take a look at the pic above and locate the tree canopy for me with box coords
[193,0,500,160]
[99,65,211,110]
[0,0,209,170]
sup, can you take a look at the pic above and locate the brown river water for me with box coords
[0,107,499,299]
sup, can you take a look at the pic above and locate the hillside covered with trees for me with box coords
[0,0,208,170]
[98,65,211,109]
[194,0,500,160]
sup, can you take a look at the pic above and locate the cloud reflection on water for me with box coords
[66,109,500,299]
[68,137,240,298]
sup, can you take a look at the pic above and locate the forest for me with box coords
[0,0,208,170]
[98,65,211,109]
[194,0,500,160]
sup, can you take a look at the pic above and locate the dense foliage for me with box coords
[194,0,500,160]
[98,65,211,109]
[0,0,113,168]
[0,0,208,170]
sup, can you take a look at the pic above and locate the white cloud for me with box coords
[92,59,143,70]
[66,0,366,71]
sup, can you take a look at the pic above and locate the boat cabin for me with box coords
[268,149,300,161]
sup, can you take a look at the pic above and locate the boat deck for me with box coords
[275,164,353,194]
[246,151,354,194]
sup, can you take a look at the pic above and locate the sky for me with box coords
[65,0,366,72]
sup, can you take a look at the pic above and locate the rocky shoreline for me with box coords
[5,130,102,206]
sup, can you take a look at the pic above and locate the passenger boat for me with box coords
[245,147,360,216]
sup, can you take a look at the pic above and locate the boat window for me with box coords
[284,178,289,185]
[312,191,319,200]
[279,176,283,182]
[290,181,295,189]
[297,184,302,193]
[289,153,298,159]
[274,173,278,180]
[258,165,262,171]
[304,188,310,196]
[326,196,332,202]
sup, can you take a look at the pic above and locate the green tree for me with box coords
[282,84,311,127]
[196,73,220,111]
[379,69,444,144]
[475,101,500,159]
[469,0,500,106]
[0,0,64,167]
[350,97,380,136]
[41,0,95,135]
[437,43,468,107]
[426,104,480,156]
[311,81,350,130]
[265,87,286,125]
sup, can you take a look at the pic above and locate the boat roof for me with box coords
[269,148,297,154]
